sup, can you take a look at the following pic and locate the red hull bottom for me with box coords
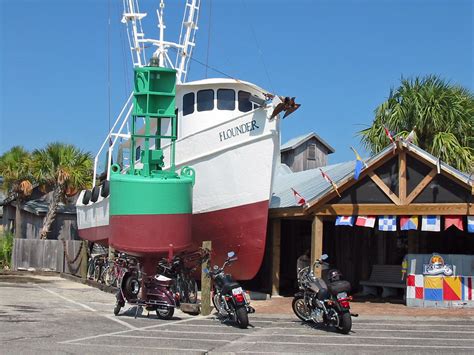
[191,200,269,280]
[78,200,269,280]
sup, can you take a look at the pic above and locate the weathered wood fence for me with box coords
[12,239,84,276]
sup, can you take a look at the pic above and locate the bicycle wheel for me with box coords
[87,258,95,280]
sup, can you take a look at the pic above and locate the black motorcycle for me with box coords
[206,251,255,329]
[292,254,354,334]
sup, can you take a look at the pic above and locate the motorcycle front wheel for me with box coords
[337,311,352,334]
[292,295,311,322]
[235,306,249,329]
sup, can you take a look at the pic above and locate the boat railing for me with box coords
[93,92,134,187]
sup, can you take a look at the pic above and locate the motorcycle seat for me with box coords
[328,280,351,295]
[221,282,241,294]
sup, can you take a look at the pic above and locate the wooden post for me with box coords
[271,219,281,296]
[200,240,212,316]
[311,215,324,277]
[399,150,407,204]
[80,240,88,280]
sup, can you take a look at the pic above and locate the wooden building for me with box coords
[280,132,335,172]
[266,141,474,296]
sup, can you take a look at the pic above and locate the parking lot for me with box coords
[1,273,474,354]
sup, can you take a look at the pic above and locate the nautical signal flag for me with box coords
[350,147,367,180]
[319,168,341,197]
[355,216,376,228]
[444,216,463,231]
[335,216,355,227]
[378,216,397,231]
[383,125,397,153]
[468,216,474,233]
[291,188,306,206]
[400,216,418,231]
[421,215,441,232]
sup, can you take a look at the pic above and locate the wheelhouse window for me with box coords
[238,91,252,112]
[217,89,235,111]
[197,89,214,112]
[182,92,195,116]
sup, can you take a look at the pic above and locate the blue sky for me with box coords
[0,0,472,164]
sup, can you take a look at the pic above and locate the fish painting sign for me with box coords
[423,254,454,276]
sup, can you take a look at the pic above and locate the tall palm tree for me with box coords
[0,146,34,239]
[358,75,474,172]
[32,143,93,239]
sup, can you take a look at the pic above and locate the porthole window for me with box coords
[183,92,195,116]
[217,89,235,111]
[238,91,252,112]
[197,89,214,112]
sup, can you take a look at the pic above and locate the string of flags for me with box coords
[335,215,474,233]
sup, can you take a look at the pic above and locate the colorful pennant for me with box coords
[400,216,418,231]
[468,216,474,233]
[378,216,397,231]
[335,216,355,226]
[355,216,376,228]
[421,215,441,232]
[291,188,306,206]
[444,216,464,231]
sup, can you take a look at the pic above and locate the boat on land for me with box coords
[76,0,299,280]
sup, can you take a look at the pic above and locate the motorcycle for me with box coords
[206,251,255,329]
[292,254,354,334]
[113,254,179,320]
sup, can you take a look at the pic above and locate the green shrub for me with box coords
[0,231,14,268]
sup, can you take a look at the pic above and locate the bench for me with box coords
[359,265,405,298]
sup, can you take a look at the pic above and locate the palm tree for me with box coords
[358,75,474,172]
[32,143,93,239]
[0,147,34,239]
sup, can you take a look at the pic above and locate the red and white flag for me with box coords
[320,168,341,197]
[383,125,397,153]
[355,216,376,228]
[291,188,306,206]
[444,216,464,231]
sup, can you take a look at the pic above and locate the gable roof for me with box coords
[271,141,473,212]
[281,132,335,154]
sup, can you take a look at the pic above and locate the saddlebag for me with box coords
[328,280,351,295]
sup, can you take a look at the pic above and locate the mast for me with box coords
[121,0,200,83]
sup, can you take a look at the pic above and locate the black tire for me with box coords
[156,307,174,320]
[101,180,110,197]
[235,306,249,329]
[94,264,102,282]
[113,303,122,316]
[123,274,140,301]
[292,295,310,322]
[212,293,226,315]
[91,186,100,202]
[82,190,92,205]
[337,312,352,334]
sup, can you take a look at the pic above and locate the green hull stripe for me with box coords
[110,176,192,216]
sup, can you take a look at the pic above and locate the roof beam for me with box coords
[399,150,407,204]
[368,171,401,205]
[405,168,437,205]
[315,203,474,216]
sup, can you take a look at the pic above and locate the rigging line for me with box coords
[168,46,273,96]
[205,0,212,78]
[107,0,112,138]
[240,0,275,94]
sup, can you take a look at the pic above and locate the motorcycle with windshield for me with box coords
[206,251,255,329]
[292,254,354,334]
